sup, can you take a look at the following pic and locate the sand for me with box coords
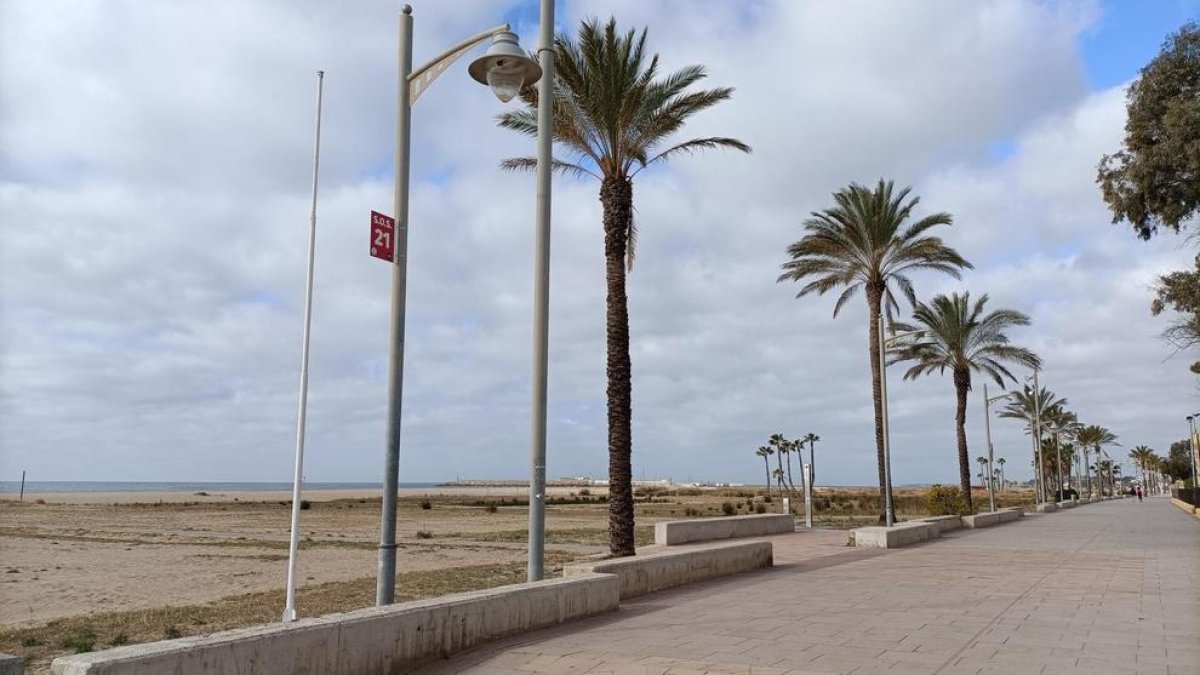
[0,489,615,627]
[0,485,601,505]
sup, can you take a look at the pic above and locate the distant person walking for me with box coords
[1136,485,1143,502]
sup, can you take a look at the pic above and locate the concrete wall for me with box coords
[563,541,772,599]
[52,574,619,675]
[962,508,1023,529]
[852,521,939,549]
[1036,503,1059,513]
[0,653,24,675]
[654,514,794,546]
[919,515,963,534]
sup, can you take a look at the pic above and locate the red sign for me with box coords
[370,211,395,262]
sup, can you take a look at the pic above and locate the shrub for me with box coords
[579,488,591,496]
[754,502,767,514]
[763,495,772,503]
[299,500,311,510]
[21,637,39,647]
[721,501,736,516]
[164,626,182,639]
[420,499,432,510]
[110,633,129,647]
[684,507,700,517]
[416,530,433,539]
[486,504,498,513]
[927,484,970,516]
[60,629,96,653]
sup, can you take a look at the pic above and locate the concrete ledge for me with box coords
[1059,501,1077,509]
[0,653,24,675]
[1035,503,1059,513]
[851,521,939,549]
[962,508,1023,528]
[1171,497,1198,516]
[563,541,772,599]
[917,515,963,534]
[654,513,794,546]
[52,574,619,675]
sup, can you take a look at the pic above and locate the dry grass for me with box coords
[0,554,576,673]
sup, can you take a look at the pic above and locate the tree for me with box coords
[976,456,988,489]
[778,180,971,521]
[1150,257,1200,374]
[1166,439,1196,482]
[890,292,1040,509]
[499,18,750,556]
[1074,425,1119,498]
[755,446,774,496]
[1130,445,1155,485]
[1000,385,1067,500]
[997,457,1007,490]
[803,432,820,486]
[1043,406,1081,498]
[1098,23,1200,240]
[768,433,793,497]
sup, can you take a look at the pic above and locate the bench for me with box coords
[654,514,794,546]
[563,540,772,599]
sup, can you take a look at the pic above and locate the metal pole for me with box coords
[1055,430,1063,504]
[283,69,325,623]
[803,463,813,528]
[1032,370,1043,504]
[19,470,25,501]
[879,309,894,527]
[526,0,555,583]
[1189,417,1198,495]
[983,383,995,513]
[378,5,413,607]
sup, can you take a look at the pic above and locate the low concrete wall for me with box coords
[1035,503,1059,513]
[1059,501,1077,509]
[1171,497,1198,516]
[919,515,963,534]
[654,514,794,546]
[563,541,772,599]
[0,653,24,675]
[851,521,939,549]
[52,574,619,675]
[962,508,1023,529]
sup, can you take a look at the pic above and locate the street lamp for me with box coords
[981,384,1012,513]
[377,6,541,607]
[879,320,923,527]
[1188,414,1199,498]
[1025,369,1045,505]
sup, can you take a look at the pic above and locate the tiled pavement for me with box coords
[419,498,1200,674]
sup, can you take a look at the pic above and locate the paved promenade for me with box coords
[421,497,1199,674]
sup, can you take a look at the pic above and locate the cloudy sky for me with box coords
[2,0,1198,487]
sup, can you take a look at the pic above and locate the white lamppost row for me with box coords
[981,383,1011,514]
[377,6,543,607]
[1027,369,1045,505]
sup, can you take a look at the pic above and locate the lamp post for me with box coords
[376,6,541,607]
[1027,369,1044,505]
[981,384,1011,513]
[1189,415,1199,496]
[879,320,923,527]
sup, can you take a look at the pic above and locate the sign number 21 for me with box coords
[370,211,396,262]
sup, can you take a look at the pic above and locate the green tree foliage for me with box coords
[778,180,970,521]
[1166,439,1196,481]
[890,292,1040,509]
[1098,22,1200,239]
[499,18,750,557]
[1151,256,1200,372]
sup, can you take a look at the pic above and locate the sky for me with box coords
[2,0,1199,486]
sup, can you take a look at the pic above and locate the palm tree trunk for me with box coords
[784,451,797,495]
[600,176,635,557]
[953,367,972,510]
[763,457,771,494]
[866,285,889,522]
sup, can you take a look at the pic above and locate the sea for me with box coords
[0,481,441,494]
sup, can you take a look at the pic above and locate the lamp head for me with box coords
[468,31,541,103]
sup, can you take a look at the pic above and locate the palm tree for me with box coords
[500,19,750,556]
[997,457,1007,490]
[1043,405,1081,499]
[772,468,787,501]
[976,456,989,489]
[778,180,971,520]
[1000,385,1067,501]
[1075,425,1119,499]
[768,433,793,497]
[755,446,774,497]
[890,292,1040,509]
[803,432,820,486]
[1130,445,1154,488]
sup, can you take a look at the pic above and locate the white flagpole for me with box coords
[283,69,324,623]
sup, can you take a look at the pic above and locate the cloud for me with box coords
[1,0,1193,488]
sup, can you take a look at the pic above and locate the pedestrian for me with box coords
[1136,485,1143,502]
